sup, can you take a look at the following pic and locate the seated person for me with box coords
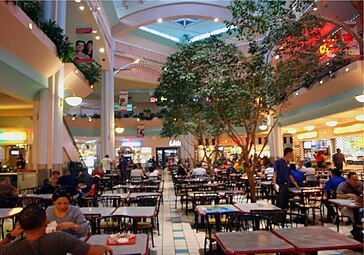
[302,162,316,185]
[191,163,207,176]
[176,161,187,176]
[0,176,17,197]
[37,178,55,194]
[289,164,305,187]
[78,176,100,207]
[57,170,78,196]
[323,168,346,222]
[336,172,363,239]
[76,168,93,193]
[233,160,245,173]
[49,170,61,188]
[46,188,89,237]
[130,164,145,178]
[0,204,112,254]
[91,167,104,177]
[149,166,162,178]
[264,162,274,181]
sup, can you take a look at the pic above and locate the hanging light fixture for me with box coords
[354,94,364,103]
[64,88,83,106]
[288,129,297,134]
[325,121,338,127]
[259,124,268,131]
[115,127,124,133]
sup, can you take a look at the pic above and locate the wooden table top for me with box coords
[112,206,156,218]
[216,231,294,255]
[80,207,116,217]
[0,207,23,219]
[234,203,281,213]
[128,192,160,199]
[273,226,363,252]
[87,234,149,255]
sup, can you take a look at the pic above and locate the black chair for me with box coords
[236,214,272,231]
[297,188,324,225]
[99,196,121,208]
[84,213,101,235]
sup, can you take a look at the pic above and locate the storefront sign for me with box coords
[218,139,246,145]
[121,141,141,147]
[0,131,27,142]
[169,140,181,147]
[141,147,152,153]
[333,124,364,135]
[297,131,318,140]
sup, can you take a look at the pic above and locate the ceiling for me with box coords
[0,1,362,135]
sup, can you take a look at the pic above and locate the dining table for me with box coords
[80,207,116,217]
[112,206,156,233]
[273,226,363,255]
[216,231,294,255]
[234,202,281,213]
[0,207,23,238]
[86,234,149,255]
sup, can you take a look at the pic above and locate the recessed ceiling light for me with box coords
[319,80,323,85]
[214,18,219,22]
[275,55,280,60]
[354,94,364,103]
[325,121,338,127]
[313,7,318,11]
[355,115,364,121]
[345,67,350,72]
[71,116,76,121]
[95,35,100,40]
[92,30,97,34]
[295,92,299,96]
[88,117,92,122]
[157,18,163,23]
[28,22,33,30]
[79,5,85,10]
[75,69,79,74]
[90,85,93,89]
[288,129,297,134]
[259,125,268,131]
[304,125,315,131]
[96,6,101,11]
[99,48,105,53]
[75,0,81,2]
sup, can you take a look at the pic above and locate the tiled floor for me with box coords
[1,171,362,255]
[150,170,362,255]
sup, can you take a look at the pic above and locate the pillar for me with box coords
[42,1,53,21]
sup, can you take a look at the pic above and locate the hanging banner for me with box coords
[137,122,145,138]
[75,25,93,63]
[118,91,128,112]
[342,21,360,56]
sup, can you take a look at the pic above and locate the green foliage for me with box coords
[74,61,101,85]
[14,0,100,85]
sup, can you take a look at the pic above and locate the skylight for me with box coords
[139,26,180,42]
[191,26,235,42]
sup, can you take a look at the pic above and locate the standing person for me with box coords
[16,154,26,169]
[315,151,325,168]
[332,148,346,170]
[118,155,128,184]
[0,204,112,254]
[100,155,113,174]
[273,147,300,209]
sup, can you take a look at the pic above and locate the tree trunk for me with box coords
[247,166,257,202]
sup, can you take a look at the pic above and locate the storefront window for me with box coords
[336,135,364,162]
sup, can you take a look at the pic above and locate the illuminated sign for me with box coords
[140,147,152,153]
[333,124,364,135]
[169,140,181,147]
[121,141,142,147]
[0,131,27,141]
[297,131,318,140]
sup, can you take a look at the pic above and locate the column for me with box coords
[101,43,115,162]
[268,115,283,159]
[52,0,66,172]
[33,88,53,185]
[42,1,53,21]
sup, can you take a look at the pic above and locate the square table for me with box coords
[234,203,281,213]
[80,207,116,217]
[128,192,160,199]
[101,193,129,200]
[273,226,363,254]
[86,234,149,255]
[186,190,218,215]
[112,206,156,233]
[216,231,294,255]
[195,204,239,232]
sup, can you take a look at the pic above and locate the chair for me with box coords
[84,213,101,235]
[99,196,121,207]
[204,212,235,254]
[192,192,219,208]
[98,215,121,234]
[250,209,286,229]
[236,214,272,231]
[297,188,324,225]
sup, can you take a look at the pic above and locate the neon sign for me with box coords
[169,140,181,146]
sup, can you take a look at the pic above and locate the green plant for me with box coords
[13,0,100,85]
[74,61,101,85]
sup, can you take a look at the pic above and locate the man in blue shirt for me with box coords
[324,168,346,223]
[273,147,300,209]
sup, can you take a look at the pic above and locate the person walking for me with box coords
[273,147,300,209]
[332,148,346,170]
